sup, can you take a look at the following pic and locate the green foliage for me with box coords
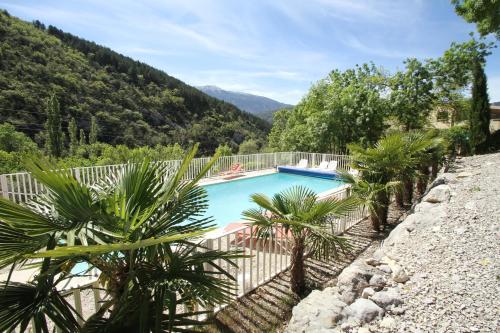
[268,108,291,151]
[215,143,233,156]
[0,12,269,155]
[89,115,98,144]
[269,64,388,152]
[68,117,78,155]
[430,38,494,125]
[347,132,436,229]
[0,123,38,153]
[451,0,500,39]
[0,145,240,332]
[469,59,491,152]
[238,139,259,154]
[79,128,86,146]
[389,58,434,130]
[44,94,64,157]
[243,186,357,294]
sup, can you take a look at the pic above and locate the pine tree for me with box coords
[45,94,64,157]
[469,59,491,153]
[68,117,78,155]
[79,129,86,146]
[89,116,98,144]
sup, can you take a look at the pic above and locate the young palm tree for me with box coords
[341,174,398,232]
[0,145,240,333]
[347,133,410,229]
[398,131,435,205]
[242,186,358,295]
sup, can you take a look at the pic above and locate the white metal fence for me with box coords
[1,151,365,331]
[51,185,366,328]
[0,152,352,203]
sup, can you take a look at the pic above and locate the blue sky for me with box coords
[1,0,499,104]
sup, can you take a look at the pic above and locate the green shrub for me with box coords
[442,125,471,156]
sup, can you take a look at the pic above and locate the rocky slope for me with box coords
[286,152,500,333]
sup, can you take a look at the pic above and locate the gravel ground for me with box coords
[390,153,500,333]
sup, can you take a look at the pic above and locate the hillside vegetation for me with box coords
[0,11,269,155]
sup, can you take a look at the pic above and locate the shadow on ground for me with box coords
[206,206,406,333]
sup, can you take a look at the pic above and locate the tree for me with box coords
[270,64,388,151]
[430,39,494,125]
[89,116,99,144]
[45,94,64,157]
[469,59,491,152]
[79,128,86,146]
[215,143,233,156]
[243,186,357,294]
[0,123,38,153]
[451,0,500,39]
[0,145,240,332]
[348,134,412,230]
[238,139,259,154]
[390,58,434,131]
[68,117,78,155]
[267,108,292,150]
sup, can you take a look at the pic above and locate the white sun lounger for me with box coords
[327,160,338,171]
[315,161,329,169]
[296,159,308,168]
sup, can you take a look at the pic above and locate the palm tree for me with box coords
[242,186,358,295]
[348,133,410,229]
[341,175,398,232]
[398,131,435,205]
[0,145,240,333]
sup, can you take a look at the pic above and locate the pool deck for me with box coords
[199,168,277,186]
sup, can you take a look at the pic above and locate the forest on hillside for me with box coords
[0,10,270,156]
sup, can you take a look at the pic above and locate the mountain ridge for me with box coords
[197,85,293,122]
[0,10,270,155]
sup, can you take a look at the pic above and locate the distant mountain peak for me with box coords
[197,86,293,122]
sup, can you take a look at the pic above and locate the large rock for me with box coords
[286,288,347,332]
[368,274,386,290]
[337,265,371,294]
[370,288,403,308]
[424,184,451,203]
[342,298,384,323]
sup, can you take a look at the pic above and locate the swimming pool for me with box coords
[202,172,344,227]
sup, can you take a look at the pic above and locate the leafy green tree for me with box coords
[0,145,239,332]
[268,108,292,150]
[79,128,86,146]
[45,94,64,157]
[68,117,78,155]
[0,123,38,153]
[390,58,434,131]
[469,59,491,152]
[238,139,259,154]
[89,116,99,144]
[243,186,357,294]
[451,0,500,39]
[215,143,233,156]
[430,39,494,125]
[270,64,387,151]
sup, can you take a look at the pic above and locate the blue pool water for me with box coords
[202,173,344,227]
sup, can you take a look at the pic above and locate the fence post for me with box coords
[203,238,215,314]
[93,281,101,311]
[74,168,81,182]
[73,289,84,326]
[0,175,9,199]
